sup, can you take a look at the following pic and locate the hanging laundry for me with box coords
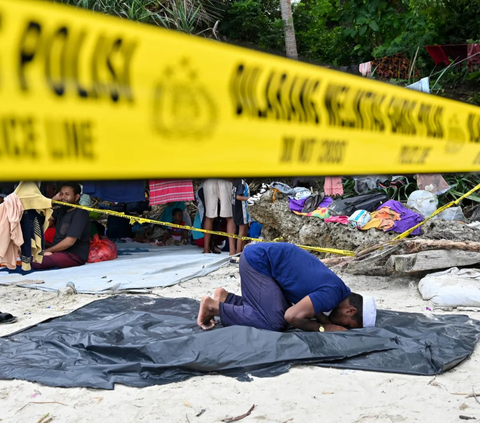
[426,45,450,65]
[426,45,468,66]
[83,181,145,203]
[0,194,24,270]
[324,177,343,197]
[20,210,46,271]
[416,174,450,195]
[14,182,52,231]
[149,180,194,206]
[359,61,372,77]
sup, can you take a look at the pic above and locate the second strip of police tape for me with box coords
[52,201,356,256]
[54,182,480,259]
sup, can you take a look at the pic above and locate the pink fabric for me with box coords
[324,177,344,197]
[325,216,349,225]
[0,194,24,270]
[149,180,194,205]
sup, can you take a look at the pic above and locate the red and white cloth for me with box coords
[149,180,194,205]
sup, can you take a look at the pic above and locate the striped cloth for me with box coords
[149,180,194,205]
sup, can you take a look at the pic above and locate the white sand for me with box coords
[1,265,479,423]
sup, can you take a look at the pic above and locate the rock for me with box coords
[248,191,397,256]
[249,191,480,257]
[386,250,480,274]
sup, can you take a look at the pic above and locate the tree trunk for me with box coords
[279,0,298,60]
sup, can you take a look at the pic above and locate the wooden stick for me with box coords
[222,405,255,423]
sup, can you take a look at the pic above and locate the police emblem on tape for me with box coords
[152,59,217,140]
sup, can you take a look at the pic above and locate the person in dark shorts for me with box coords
[232,178,251,254]
[33,182,91,270]
[197,243,377,332]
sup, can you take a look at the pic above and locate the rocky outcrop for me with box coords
[248,191,480,259]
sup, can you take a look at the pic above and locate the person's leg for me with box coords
[32,252,85,270]
[226,217,236,255]
[237,224,248,253]
[198,288,243,329]
[202,217,214,253]
[214,287,229,302]
[214,287,243,305]
[203,180,219,254]
[217,180,236,255]
[218,254,290,331]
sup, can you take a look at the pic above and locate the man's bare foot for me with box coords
[197,296,220,330]
[214,287,228,303]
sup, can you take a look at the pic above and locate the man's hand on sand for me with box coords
[323,324,348,332]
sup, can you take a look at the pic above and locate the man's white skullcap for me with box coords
[362,295,377,328]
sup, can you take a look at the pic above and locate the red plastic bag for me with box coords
[88,235,118,263]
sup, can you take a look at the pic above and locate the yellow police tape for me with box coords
[1,0,480,181]
[392,181,480,240]
[52,201,355,256]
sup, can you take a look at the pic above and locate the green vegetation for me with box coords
[54,0,479,103]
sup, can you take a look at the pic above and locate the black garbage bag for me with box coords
[328,192,389,216]
[0,296,479,390]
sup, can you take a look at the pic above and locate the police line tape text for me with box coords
[0,116,95,160]
[230,64,480,144]
[0,17,137,102]
[280,137,347,164]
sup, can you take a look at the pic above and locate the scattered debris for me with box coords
[196,409,206,417]
[222,405,255,423]
[472,388,480,405]
[459,416,476,421]
[36,413,54,423]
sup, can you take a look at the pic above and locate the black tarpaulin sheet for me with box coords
[0,296,479,390]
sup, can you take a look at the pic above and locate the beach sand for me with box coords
[0,264,479,423]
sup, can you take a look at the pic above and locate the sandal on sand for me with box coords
[0,312,17,324]
[230,256,240,264]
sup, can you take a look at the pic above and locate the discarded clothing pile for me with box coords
[0,296,478,389]
[273,173,454,235]
[0,182,52,271]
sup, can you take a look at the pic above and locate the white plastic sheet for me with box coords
[0,243,230,294]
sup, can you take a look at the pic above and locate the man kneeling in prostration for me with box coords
[197,243,376,332]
